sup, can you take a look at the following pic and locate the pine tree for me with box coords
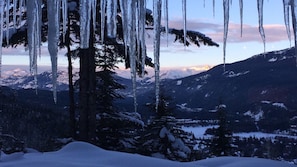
[210,103,233,156]
[94,44,144,152]
[139,87,196,161]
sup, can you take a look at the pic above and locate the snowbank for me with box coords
[1,142,295,167]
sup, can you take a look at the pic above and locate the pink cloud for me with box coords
[166,19,290,44]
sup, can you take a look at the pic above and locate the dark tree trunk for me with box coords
[67,45,76,139]
[78,16,96,143]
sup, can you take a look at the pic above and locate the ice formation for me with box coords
[283,0,291,46]
[0,0,3,77]
[239,0,243,37]
[182,0,187,46]
[80,0,92,49]
[153,0,162,112]
[27,0,42,91]
[107,0,117,38]
[257,0,266,53]
[164,0,169,46]
[47,0,60,103]
[223,0,229,72]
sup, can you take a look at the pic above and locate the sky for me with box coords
[1,0,293,71]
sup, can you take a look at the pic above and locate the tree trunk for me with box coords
[78,17,96,143]
[67,46,76,139]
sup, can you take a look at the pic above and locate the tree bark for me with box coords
[79,16,96,142]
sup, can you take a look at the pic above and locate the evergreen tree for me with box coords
[210,103,233,156]
[94,44,144,152]
[139,88,196,161]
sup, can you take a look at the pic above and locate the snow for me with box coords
[1,142,295,167]
[272,102,288,109]
[244,110,264,121]
[176,80,182,85]
[268,57,278,62]
[225,70,250,77]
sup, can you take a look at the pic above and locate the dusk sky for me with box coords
[1,0,293,71]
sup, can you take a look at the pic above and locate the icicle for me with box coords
[223,0,229,72]
[80,0,92,48]
[182,0,187,47]
[5,0,9,45]
[106,0,117,38]
[127,0,138,113]
[100,0,106,43]
[17,0,25,28]
[140,0,147,77]
[47,0,61,104]
[213,0,215,17]
[239,0,243,37]
[164,0,169,46]
[283,0,291,46]
[257,0,266,53]
[62,0,68,42]
[291,0,297,66]
[134,0,147,77]
[0,0,4,78]
[203,0,206,8]
[27,0,42,92]
[154,0,162,112]
[119,0,128,56]
[13,0,17,29]
[91,0,96,35]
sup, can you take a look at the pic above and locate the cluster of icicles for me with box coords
[0,0,296,112]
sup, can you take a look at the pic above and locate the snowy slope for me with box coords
[1,142,296,167]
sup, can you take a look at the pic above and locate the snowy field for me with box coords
[0,142,296,167]
[182,126,297,139]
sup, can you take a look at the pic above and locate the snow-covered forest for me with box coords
[1,0,297,166]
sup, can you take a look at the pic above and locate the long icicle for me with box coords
[213,0,215,17]
[62,0,68,42]
[47,0,60,103]
[182,0,187,47]
[140,0,147,77]
[153,0,162,112]
[27,0,41,93]
[291,0,297,66]
[100,0,106,43]
[128,0,138,113]
[80,0,91,48]
[164,0,169,47]
[106,0,117,38]
[257,0,266,54]
[223,0,229,72]
[119,0,128,57]
[91,0,97,36]
[0,0,4,78]
[13,0,17,28]
[5,0,9,45]
[239,0,243,37]
[283,0,291,46]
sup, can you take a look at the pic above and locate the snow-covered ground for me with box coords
[0,142,295,167]
[182,126,297,139]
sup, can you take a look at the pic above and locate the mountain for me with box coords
[1,47,297,134]
[118,47,297,133]
[1,68,79,91]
